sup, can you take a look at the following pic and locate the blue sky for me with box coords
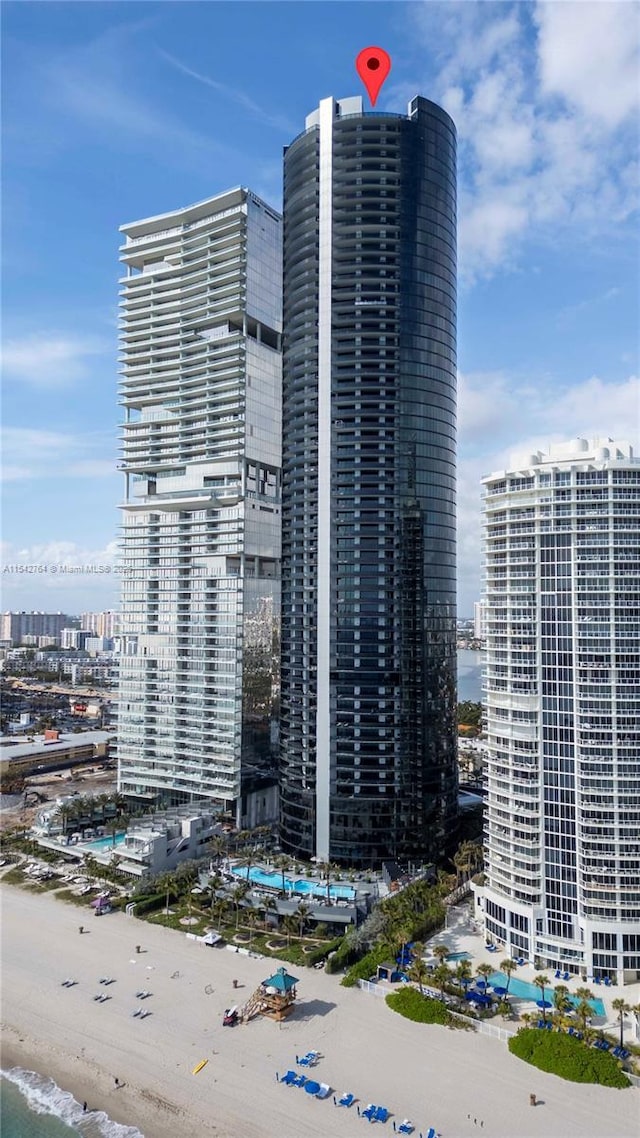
[2,0,639,614]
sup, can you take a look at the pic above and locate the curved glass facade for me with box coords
[280,96,458,866]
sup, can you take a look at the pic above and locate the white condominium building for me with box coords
[117,188,282,829]
[477,438,640,984]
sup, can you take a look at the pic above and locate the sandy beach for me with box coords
[1,884,638,1138]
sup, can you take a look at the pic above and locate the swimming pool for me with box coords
[231,865,356,900]
[446,951,472,962]
[488,972,605,1017]
[84,833,127,852]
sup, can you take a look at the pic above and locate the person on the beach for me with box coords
[114,1077,120,1087]
[83,1101,87,1112]
[79,926,84,934]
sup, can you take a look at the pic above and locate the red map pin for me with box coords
[356,46,391,106]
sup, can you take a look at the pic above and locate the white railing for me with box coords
[357,980,388,997]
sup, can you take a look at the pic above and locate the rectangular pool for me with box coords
[84,833,127,852]
[488,972,605,1017]
[231,865,355,900]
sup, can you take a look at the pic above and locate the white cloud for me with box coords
[1,427,117,482]
[535,2,640,128]
[1,540,121,610]
[407,0,640,280]
[2,335,108,389]
[456,371,640,609]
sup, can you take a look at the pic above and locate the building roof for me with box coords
[0,730,115,764]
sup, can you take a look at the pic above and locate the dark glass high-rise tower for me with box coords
[280,95,458,867]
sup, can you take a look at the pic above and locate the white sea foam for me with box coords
[1,1067,145,1138]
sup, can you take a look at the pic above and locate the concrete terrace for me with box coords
[425,902,640,1038]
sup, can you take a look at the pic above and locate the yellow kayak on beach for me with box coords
[192,1059,208,1075]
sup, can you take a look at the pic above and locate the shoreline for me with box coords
[2,883,638,1138]
[1,1026,178,1138]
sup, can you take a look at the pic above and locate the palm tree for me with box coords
[452,843,472,886]
[500,958,517,996]
[296,901,313,939]
[575,986,594,1032]
[432,943,450,965]
[409,958,429,995]
[455,959,473,991]
[261,894,279,932]
[533,973,550,1021]
[160,872,178,915]
[58,802,74,838]
[553,984,572,1028]
[245,909,259,946]
[232,883,249,930]
[432,962,451,1001]
[211,896,231,931]
[83,853,100,882]
[282,913,298,948]
[209,834,227,867]
[236,846,261,884]
[477,962,493,990]
[273,854,291,895]
[612,998,630,1051]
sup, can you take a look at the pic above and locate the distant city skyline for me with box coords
[2,2,638,615]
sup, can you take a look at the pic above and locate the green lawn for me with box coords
[508,1029,631,1088]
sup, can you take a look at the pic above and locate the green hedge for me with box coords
[132,893,166,916]
[340,943,396,987]
[508,1029,630,1088]
[386,987,468,1029]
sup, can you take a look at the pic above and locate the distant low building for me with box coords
[0,729,114,787]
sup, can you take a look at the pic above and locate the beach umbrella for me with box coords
[476,979,490,991]
[536,999,552,1009]
[493,985,508,997]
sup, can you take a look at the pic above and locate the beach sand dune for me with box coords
[1,885,637,1138]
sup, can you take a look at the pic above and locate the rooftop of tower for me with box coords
[483,437,637,482]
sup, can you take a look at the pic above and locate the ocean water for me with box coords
[457,648,484,703]
[1,1069,145,1138]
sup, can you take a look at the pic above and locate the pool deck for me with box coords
[425,903,640,1034]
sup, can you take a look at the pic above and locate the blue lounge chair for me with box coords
[594,975,601,984]
[555,970,561,979]
[516,957,525,966]
[374,1106,389,1123]
[621,1049,630,1060]
[362,1104,376,1121]
[398,1123,414,1135]
[336,1093,356,1108]
[563,971,570,981]
[292,1074,307,1087]
[280,1070,298,1085]
[425,1129,437,1138]
[604,976,612,986]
